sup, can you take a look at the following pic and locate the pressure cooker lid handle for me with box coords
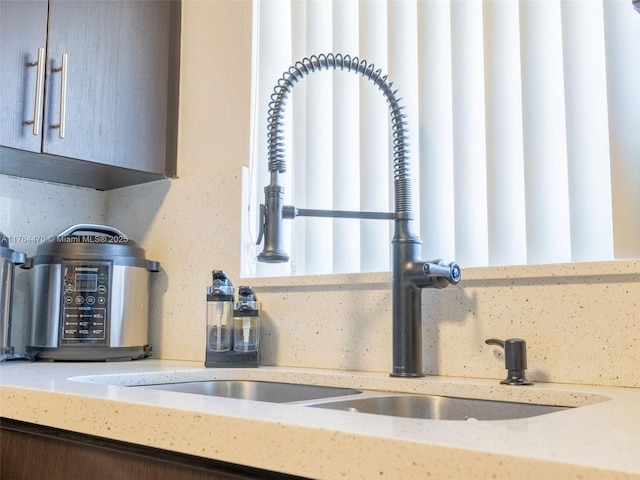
[58,224,128,239]
[146,260,160,272]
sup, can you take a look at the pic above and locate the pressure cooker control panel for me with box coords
[59,261,110,345]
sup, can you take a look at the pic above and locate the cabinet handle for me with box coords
[51,53,68,139]
[26,47,45,135]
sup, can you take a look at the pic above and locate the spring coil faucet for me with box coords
[256,53,461,377]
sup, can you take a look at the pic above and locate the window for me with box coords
[247,0,640,277]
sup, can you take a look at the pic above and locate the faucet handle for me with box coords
[423,260,462,285]
[485,338,533,386]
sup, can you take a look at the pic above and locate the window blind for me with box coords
[249,0,640,277]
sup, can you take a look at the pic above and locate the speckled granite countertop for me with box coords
[1,360,639,479]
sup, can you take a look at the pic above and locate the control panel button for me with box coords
[61,261,110,344]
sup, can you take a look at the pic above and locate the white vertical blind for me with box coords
[520,0,572,264]
[561,0,614,261]
[604,0,640,259]
[483,0,527,266]
[451,0,489,266]
[359,0,390,272]
[295,0,334,274]
[332,0,361,274]
[417,0,455,262]
[250,0,640,277]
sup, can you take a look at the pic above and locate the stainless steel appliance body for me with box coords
[0,232,27,361]
[22,224,159,361]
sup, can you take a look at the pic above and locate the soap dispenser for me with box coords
[485,338,533,386]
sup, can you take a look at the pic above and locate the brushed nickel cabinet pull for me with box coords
[26,47,45,135]
[52,53,68,139]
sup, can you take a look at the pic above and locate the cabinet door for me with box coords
[0,0,48,152]
[2,421,303,480]
[44,0,171,174]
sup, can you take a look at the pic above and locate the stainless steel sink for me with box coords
[137,380,570,420]
[308,394,570,421]
[137,380,362,403]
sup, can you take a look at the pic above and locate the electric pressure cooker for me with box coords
[21,224,159,361]
[1,232,26,361]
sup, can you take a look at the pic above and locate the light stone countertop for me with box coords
[1,359,639,479]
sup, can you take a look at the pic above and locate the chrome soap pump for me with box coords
[205,271,260,368]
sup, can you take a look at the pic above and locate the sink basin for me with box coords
[138,381,570,420]
[136,380,362,403]
[309,394,570,421]
[72,368,607,422]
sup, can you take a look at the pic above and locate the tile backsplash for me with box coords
[1,174,107,350]
[0,175,106,241]
[248,261,640,388]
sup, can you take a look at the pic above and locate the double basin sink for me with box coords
[135,380,570,421]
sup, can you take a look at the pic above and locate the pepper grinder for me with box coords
[205,271,234,366]
[230,286,260,367]
[233,286,260,354]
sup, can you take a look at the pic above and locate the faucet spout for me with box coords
[256,178,288,263]
[256,54,461,377]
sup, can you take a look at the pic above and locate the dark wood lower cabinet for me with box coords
[1,418,307,480]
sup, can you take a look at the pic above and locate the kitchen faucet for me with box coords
[256,54,461,377]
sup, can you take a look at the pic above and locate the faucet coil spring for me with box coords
[266,53,412,213]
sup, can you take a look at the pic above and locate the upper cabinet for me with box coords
[0,1,48,154]
[0,0,180,190]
